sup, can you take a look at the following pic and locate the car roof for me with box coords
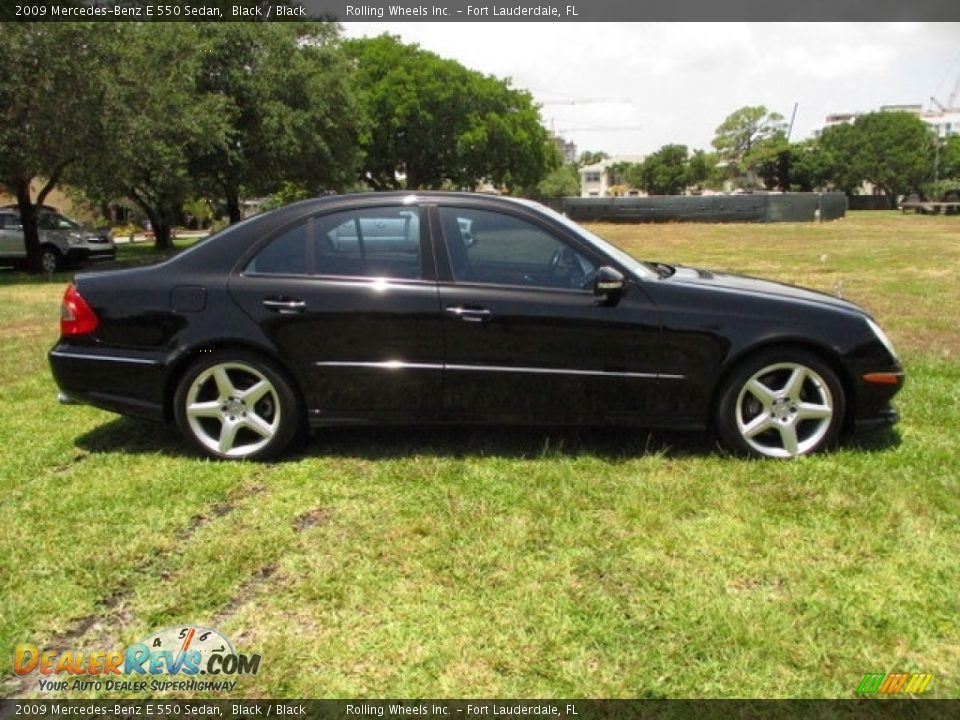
[0,204,60,213]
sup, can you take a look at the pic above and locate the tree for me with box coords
[536,164,581,198]
[786,139,834,192]
[852,111,934,207]
[578,150,610,167]
[0,24,113,273]
[815,124,865,195]
[346,35,552,192]
[76,24,232,249]
[687,150,715,191]
[746,135,791,191]
[192,23,359,223]
[638,144,689,195]
[712,106,787,182]
[938,134,960,181]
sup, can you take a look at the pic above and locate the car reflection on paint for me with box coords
[50,192,903,460]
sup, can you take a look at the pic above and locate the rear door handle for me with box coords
[262,297,306,314]
[445,305,492,323]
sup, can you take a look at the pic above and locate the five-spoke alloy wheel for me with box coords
[174,351,300,460]
[716,349,845,458]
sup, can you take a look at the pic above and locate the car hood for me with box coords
[664,265,867,315]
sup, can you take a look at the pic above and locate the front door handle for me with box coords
[262,297,306,314]
[445,305,492,323]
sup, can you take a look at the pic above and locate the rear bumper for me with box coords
[49,345,167,422]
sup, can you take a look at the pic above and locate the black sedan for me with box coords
[50,192,903,460]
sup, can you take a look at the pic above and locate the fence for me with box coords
[541,193,847,223]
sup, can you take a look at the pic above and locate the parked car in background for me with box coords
[0,205,116,272]
[49,192,903,461]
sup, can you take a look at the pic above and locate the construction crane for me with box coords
[555,125,644,134]
[539,97,632,107]
[931,71,960,112]
[538,96,637,136]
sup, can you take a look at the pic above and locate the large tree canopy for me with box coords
[345,35,553,191]
[0,23,113,273]
[192,23,359,223]
[75,23,231,249]
[852,111,934,205]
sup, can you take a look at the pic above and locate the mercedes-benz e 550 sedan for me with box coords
[50,193,903,460]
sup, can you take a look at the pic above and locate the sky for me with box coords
[341,22,960,157]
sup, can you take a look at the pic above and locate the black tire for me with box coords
[41,246,62,273]
[715,348,846,458]
[173,350,301,461]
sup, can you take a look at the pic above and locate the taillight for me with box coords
[60,284,99,336]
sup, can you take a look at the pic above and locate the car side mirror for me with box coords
[593,266,626,304]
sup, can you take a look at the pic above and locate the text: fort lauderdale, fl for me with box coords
[345,5,579,18]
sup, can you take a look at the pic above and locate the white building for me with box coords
[579,155,645,197]
[821,104,960,139]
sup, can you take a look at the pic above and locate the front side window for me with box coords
[438,207,595,289]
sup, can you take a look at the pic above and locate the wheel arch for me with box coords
[163,340,310,425]
[709,338,857,434]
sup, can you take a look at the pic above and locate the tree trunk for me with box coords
[153,219,173,251]
[16,179,44,275]
[225,184,242,224]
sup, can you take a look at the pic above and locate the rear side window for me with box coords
[244,207,422,280]
[315,207,422,279]
[245,223,307,275]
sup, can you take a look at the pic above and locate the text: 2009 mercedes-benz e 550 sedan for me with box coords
[50,193,903,460]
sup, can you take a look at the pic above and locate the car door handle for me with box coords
[445,305,492,323]
[262,297,306,314]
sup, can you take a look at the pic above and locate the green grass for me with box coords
[1,213,958,699]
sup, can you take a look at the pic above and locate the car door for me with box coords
[0,212,26,259]
[229,204,444,422]
[432,203,667,424]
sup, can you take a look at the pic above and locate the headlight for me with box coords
[67,232,85,246]
[866,317,899,362]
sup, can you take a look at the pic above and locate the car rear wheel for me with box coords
[173,351,300,460]
[41,247,61,273]
[716,349,845,458]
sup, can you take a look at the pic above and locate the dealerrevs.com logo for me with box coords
[14,626,261,693]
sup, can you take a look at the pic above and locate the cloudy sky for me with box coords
[341,22,960,157]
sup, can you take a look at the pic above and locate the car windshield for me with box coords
[516,200,660,281]
[55,215,81,230]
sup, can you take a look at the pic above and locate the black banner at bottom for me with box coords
[2,700,959,720]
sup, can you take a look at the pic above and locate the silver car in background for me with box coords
[0,205,116,272]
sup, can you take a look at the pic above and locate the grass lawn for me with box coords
[0,211,958,699]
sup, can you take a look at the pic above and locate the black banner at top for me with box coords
[2,0,960,22]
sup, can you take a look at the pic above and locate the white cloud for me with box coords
[341,22,960,156]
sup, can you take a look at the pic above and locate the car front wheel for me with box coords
[716,349,845,458]
[173,351,301,460]
[41,247,61,273]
